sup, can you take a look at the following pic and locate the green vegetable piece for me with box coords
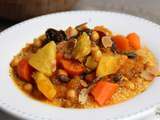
[73,32,91,62]
[85,56,98,70]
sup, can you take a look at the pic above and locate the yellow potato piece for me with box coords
[96,55,120,77]
[29,41,56,76]
[33,72,56,100]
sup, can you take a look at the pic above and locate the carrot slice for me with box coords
[112,35,130,51]
[127,33,141,50]
[91,80,118,105]
[56,52,64,65]
[61,59,85,76]
[17,59,33,81]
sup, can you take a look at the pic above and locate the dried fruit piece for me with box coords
[112,74,123,83]
[85,72,96,82]
[45,28,66,43]
[123,52,137,59]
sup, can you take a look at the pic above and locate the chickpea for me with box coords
[91,46,102,62]
[23,83,33,93]
[67,89,77,100]
[91,31,100,41]
[58,69,68,76]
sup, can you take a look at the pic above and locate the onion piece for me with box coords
[78,88,89,104]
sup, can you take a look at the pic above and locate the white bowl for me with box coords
[0,11,160,120]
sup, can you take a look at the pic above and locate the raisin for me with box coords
[58,75,70,83]
[112,74,123,83]
[46,28,57,40]
[45,28,66,43]
[124,52,137,59]
[111,42,117,53]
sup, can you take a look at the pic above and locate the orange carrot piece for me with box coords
[61,59,85,76]
[85,72,96,82]
[127,33,141,50]
[112,35,130,51]
[17,59,33,81]
[56,52,64,65]
[91,80,118,105]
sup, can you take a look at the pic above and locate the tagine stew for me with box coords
[10,23,159,108]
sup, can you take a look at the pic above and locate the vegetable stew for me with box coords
[10,23,159,108]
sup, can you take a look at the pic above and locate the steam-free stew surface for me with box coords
[10,23,159,108]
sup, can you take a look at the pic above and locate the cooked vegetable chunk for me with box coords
[29,41,56,76]
[91,80,118,105]
[96,55,121,77]
[112,35,130,52]
[10,24,158,109]
[85,56,98,70]
[17,59,33,81]
[127,33,141,50]
[33,72,56,100]
[73,32,91,62]
[61,59,85,76]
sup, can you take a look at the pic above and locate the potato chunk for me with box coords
[33,72,56,100]
[29,41,56,76]
[96,55,121,77]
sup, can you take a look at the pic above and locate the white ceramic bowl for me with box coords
[0,11,160,120]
